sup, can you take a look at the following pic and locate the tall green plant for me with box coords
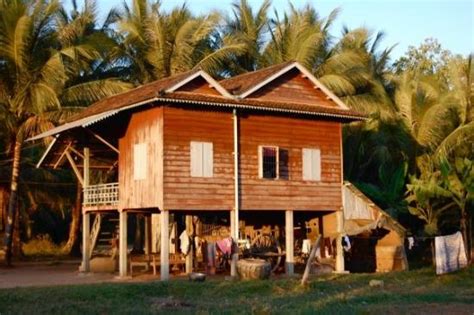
[0,0,130,265]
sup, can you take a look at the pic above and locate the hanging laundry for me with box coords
[302,239,312,255]
[435,231,468,275]
[216,237,233,256]
[407,237,415,250]
[203,241,217,274]
[179,230,191,255]
[343,235,351,252]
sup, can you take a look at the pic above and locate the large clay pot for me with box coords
[237,258,271,280]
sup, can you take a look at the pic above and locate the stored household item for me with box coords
[237,259,271,280]
[188,272,206,282]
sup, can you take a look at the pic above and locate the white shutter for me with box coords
[190,141,213,177]
[312,149,321,181]
[202,142,213,177]
[133,143,147,180]
[258,146,263,178]
[302,148,321,181]
[302,148,312,180]
[190,141,203,177]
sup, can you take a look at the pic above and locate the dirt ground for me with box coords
[0,260,159,288]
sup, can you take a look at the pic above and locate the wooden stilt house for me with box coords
[31,61,369,279]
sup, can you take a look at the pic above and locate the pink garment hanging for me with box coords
[216,237,233,255]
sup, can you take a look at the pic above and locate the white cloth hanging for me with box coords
[435,231,468,275]
[179,230,191,255]
[407,237,415,250]
[343,235,351,251]
[302,239,312,255]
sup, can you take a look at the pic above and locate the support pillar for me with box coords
[119,210,128,277]
[160,210,170,281]
[230,210,237,277]
[335,210,345,273]
[81,147,90,273]
[144,215,151,255]
[285,210,294,275]
[185,215,194,274]
[81,211,90,272]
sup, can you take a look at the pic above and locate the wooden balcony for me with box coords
[83,182,119,211]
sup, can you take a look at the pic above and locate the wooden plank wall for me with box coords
[239,114,342,211]
[248,68,339,109]
[162,107,235,210]
[118,107,164,210]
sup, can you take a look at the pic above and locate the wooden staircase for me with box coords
[90,213,119,258]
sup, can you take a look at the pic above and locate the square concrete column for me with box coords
[230,210,238,277]
[160,210,170,281]
[335,210,345,272]
[144,215,151,255]
[185,215,194,274]
[285,210,294,275]
[81,211,90,272]
[119,211,128,277]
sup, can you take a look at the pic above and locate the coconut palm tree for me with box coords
[116,0,245,83]
[0,0,131,265]
[222,0,271,74]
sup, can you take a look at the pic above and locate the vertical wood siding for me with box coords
[118,107,164,210]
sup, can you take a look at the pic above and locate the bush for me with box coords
[22,234,64,257]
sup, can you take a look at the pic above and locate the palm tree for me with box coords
[0,0,131,265]
[116,0,245,83]
[222,0,271,74]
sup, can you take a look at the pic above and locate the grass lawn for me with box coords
[0,267,473,314]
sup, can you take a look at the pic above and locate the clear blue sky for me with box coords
[91,0,473,60]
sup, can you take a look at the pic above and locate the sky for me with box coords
[90,0,473,60]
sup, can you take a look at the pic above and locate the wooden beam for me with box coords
[301,235,322,285]
[83,147,90,187]
[65,150,84,186]
[87,130,119,154]
[53,142,72,169]
[69,146,84,159]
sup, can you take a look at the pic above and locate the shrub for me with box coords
[22,235,64,257]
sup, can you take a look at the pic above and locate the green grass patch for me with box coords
[0,267,473,314]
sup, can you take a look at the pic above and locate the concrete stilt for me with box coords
[285,210,294,275]
[119,211,128,277]
[81,211,90,272]
[230,210,238,277]
[160,210,170,280]
[185,215,194,274]
[335,210,345,273]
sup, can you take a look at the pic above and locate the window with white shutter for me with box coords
[133,143,147,180]
[302,148,321,181]
[190,141,213,177]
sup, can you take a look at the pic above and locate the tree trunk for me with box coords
[4,140,22,266]
[0,185,8,232]
[62,180,82,255]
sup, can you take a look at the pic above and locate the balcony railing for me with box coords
[83,182,119,207]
